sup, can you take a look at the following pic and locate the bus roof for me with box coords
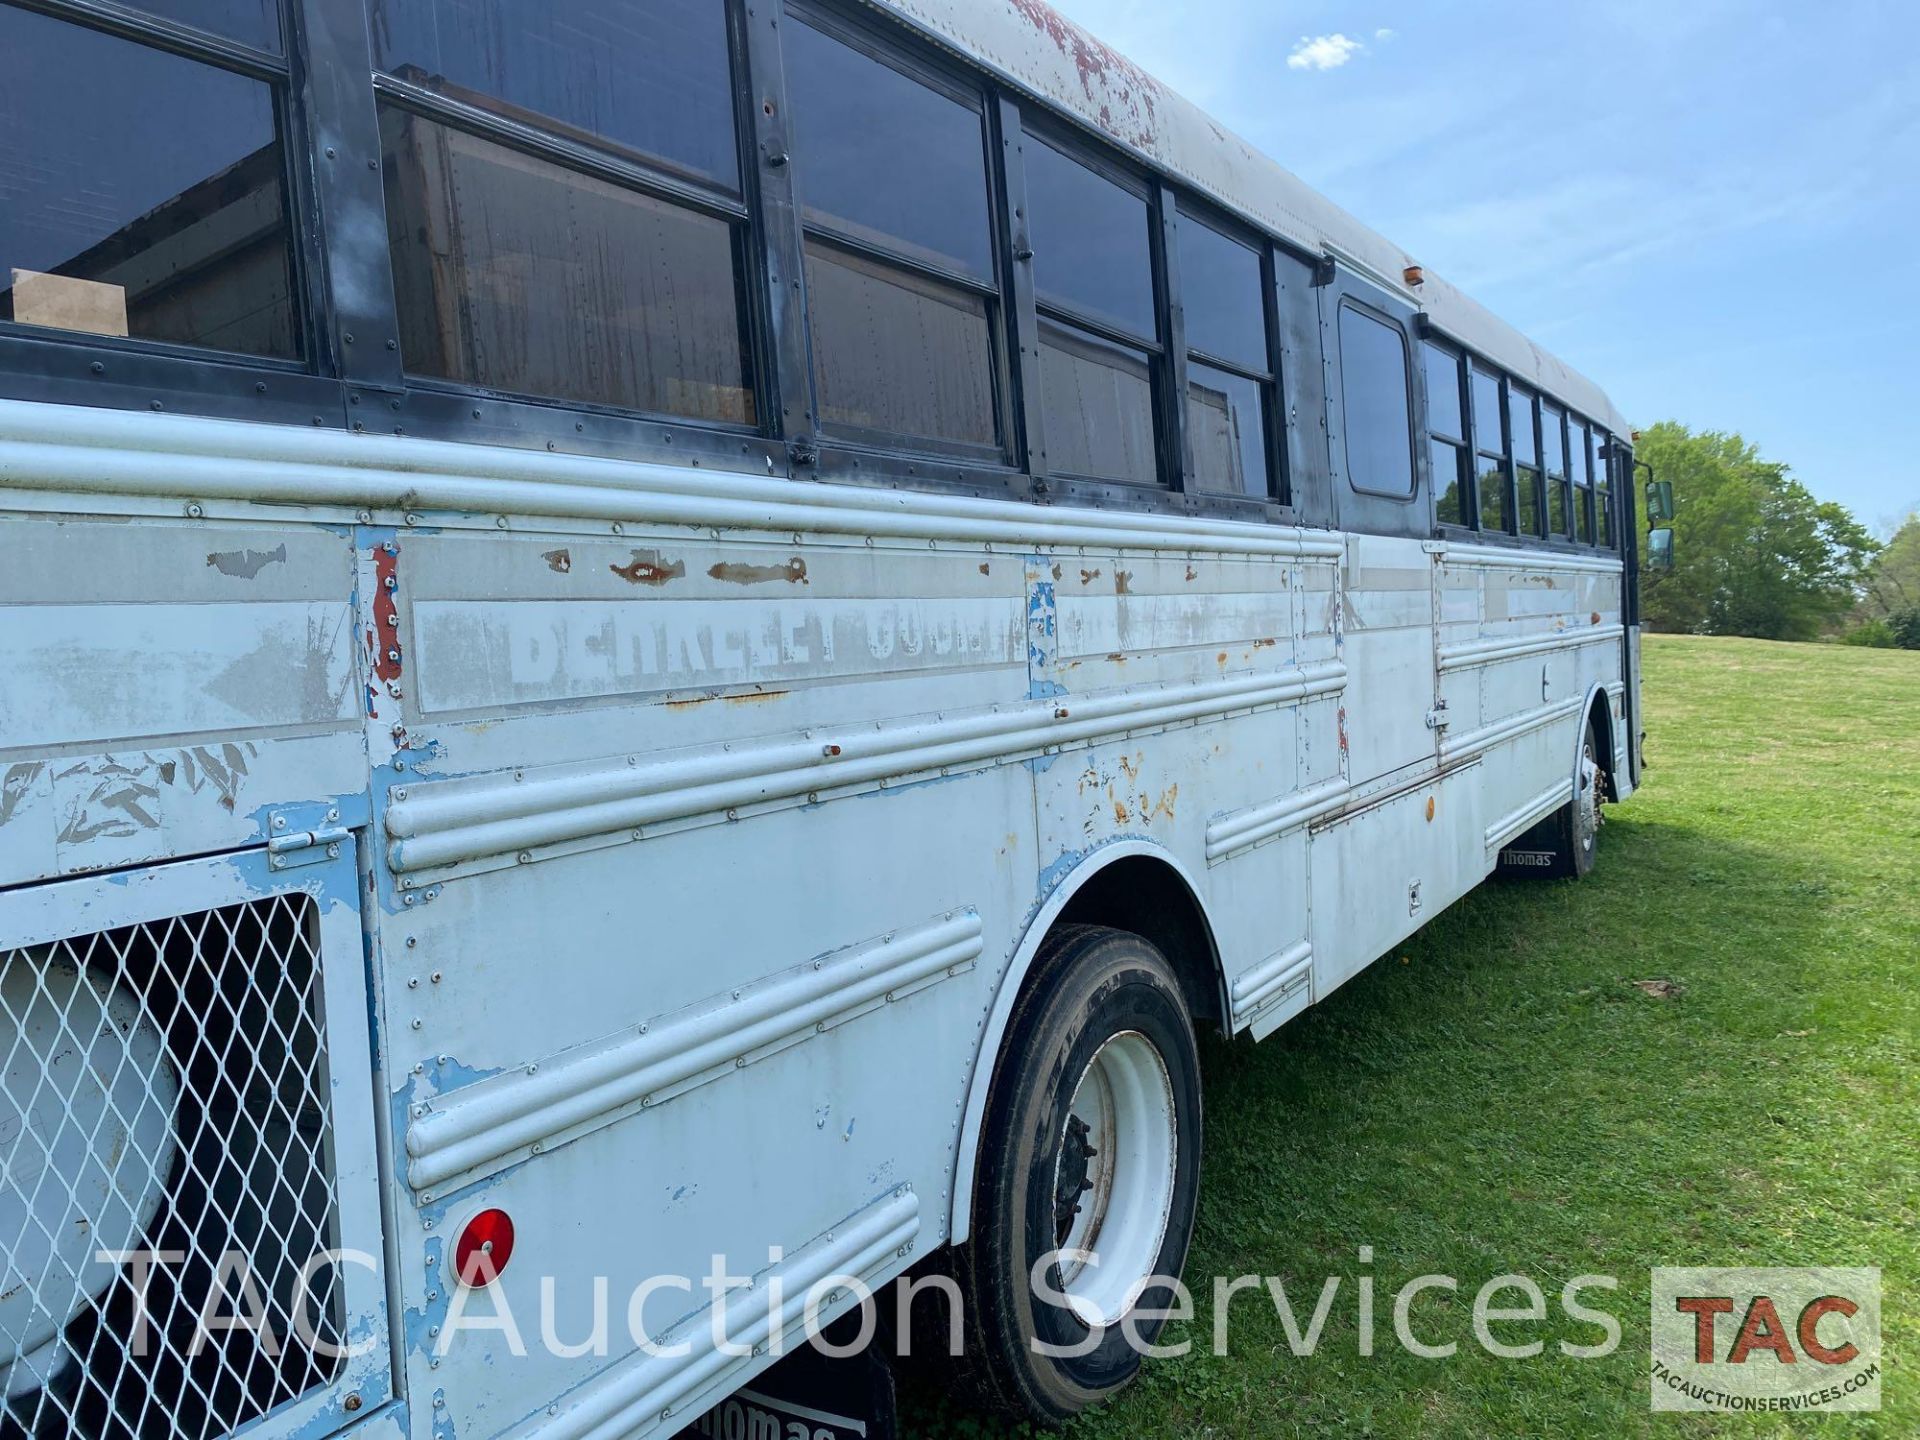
[869,0,1631,437]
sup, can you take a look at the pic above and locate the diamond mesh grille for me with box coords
[1,893,344,1439]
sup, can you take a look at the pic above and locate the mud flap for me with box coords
[675,1334,896,1440]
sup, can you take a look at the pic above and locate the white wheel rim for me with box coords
[1049,1030,1177,1329]
[1577,742,1601,854]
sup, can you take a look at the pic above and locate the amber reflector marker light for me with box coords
[1403,264,1425,287]
[454,1208,516,1286]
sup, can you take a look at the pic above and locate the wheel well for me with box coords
[1053,855,1225,1032]
[1587,691,1621,801]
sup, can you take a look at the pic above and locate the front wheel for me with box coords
[944,925,1202,1423]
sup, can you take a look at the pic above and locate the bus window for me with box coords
[1543,403,1570,538]
[1422,341,1468,525]
[1510,384,1543,537]
[1595,432,1616,547]
[1026,137,1161,486]
[1337,305,1414,498]
[1570,417,1595,543]
[144,0,280,52]
[370,0,739,191]
[786,17,999,452]
[375,0,755,425]
[1179,213,1274,498]
[1471,364,1509,532]
[0,4,300,360]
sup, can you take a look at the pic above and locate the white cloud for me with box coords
[1374,28,1397,41]
[1287,34,1364,71]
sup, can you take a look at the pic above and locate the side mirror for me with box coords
[1647,527,1675,572]
[1645,478,1675,524]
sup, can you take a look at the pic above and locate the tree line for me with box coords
[1632,422,1916,647]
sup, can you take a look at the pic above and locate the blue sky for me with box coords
[1048,0,1920,531]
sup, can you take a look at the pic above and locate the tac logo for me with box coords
[1650,1267,1881,1412]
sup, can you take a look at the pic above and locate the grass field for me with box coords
[908,634,1918,1437]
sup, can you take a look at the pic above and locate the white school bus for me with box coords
[0,0,1649,1434]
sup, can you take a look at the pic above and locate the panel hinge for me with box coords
[1424,702,1450,731]
[268,808,349,870]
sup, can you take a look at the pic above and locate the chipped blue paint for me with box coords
[1034,845,1086,902]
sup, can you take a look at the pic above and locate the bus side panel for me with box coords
[376,520,1043,1434]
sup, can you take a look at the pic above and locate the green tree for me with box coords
[1634,422,1877,641]
[1859,512,1920,617]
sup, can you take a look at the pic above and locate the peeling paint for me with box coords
[609,549,685,586]
[542,548,572,574]
[707,557,808,585]
[205,543,287,580]
[1009,0,1165,146]
[373,545,403,683]
[0,762,43,827]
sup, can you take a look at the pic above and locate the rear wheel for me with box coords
[944,925,1202,1423]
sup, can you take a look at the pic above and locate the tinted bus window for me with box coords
[1038,318,1156,486]
[376,0,756,425]
[0,5,299,360]
[1471,364,1508,532]
[1570,417,1594,542]
[1178,213,1272,497]
[1543,403,1569,537]
[1026,140,1155,339]
[369,0,738,191]
[788,18,998,450]
[380,111,753,424]
[1423,341,1467,525]
[1026,137,1160,484]
[1510,384,1542,536]
[144,0,280,51]
[1338,305,1413,499]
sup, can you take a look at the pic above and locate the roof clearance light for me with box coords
[454,1208,516,1286]
[1403,264,1424,287]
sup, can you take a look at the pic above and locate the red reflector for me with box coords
[454,1208,515,1286]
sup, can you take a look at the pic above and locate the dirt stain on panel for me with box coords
[708,558,808,585]
[610,550,686,586]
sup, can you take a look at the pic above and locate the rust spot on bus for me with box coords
[979,562,991,575]
[723,689,790,704]
[1185,565,1197,582]
[1080,568,1102,584]
[543,548,573,573]
[1253,637,1276,648]
[708,558,808,585]
[1009,0,1165,147]
[610,550,686,586]
[372,545,402,682]
[1114,570,1132,594]
[1591,610,1602,625]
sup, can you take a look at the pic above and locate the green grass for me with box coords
[908,635,1919,1437]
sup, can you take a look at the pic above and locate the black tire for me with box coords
[1498,714,1605,879]
[940,925,1202,1424]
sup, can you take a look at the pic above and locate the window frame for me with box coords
[1015,115,1180,497]
[1172,198,1283,503]
[368,3,767,437]
[782,0,1014,467]
[0,0,338,423]
[1334,296,1418,502]
[1421,336,1471,531]
[1469,359,1512,535]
